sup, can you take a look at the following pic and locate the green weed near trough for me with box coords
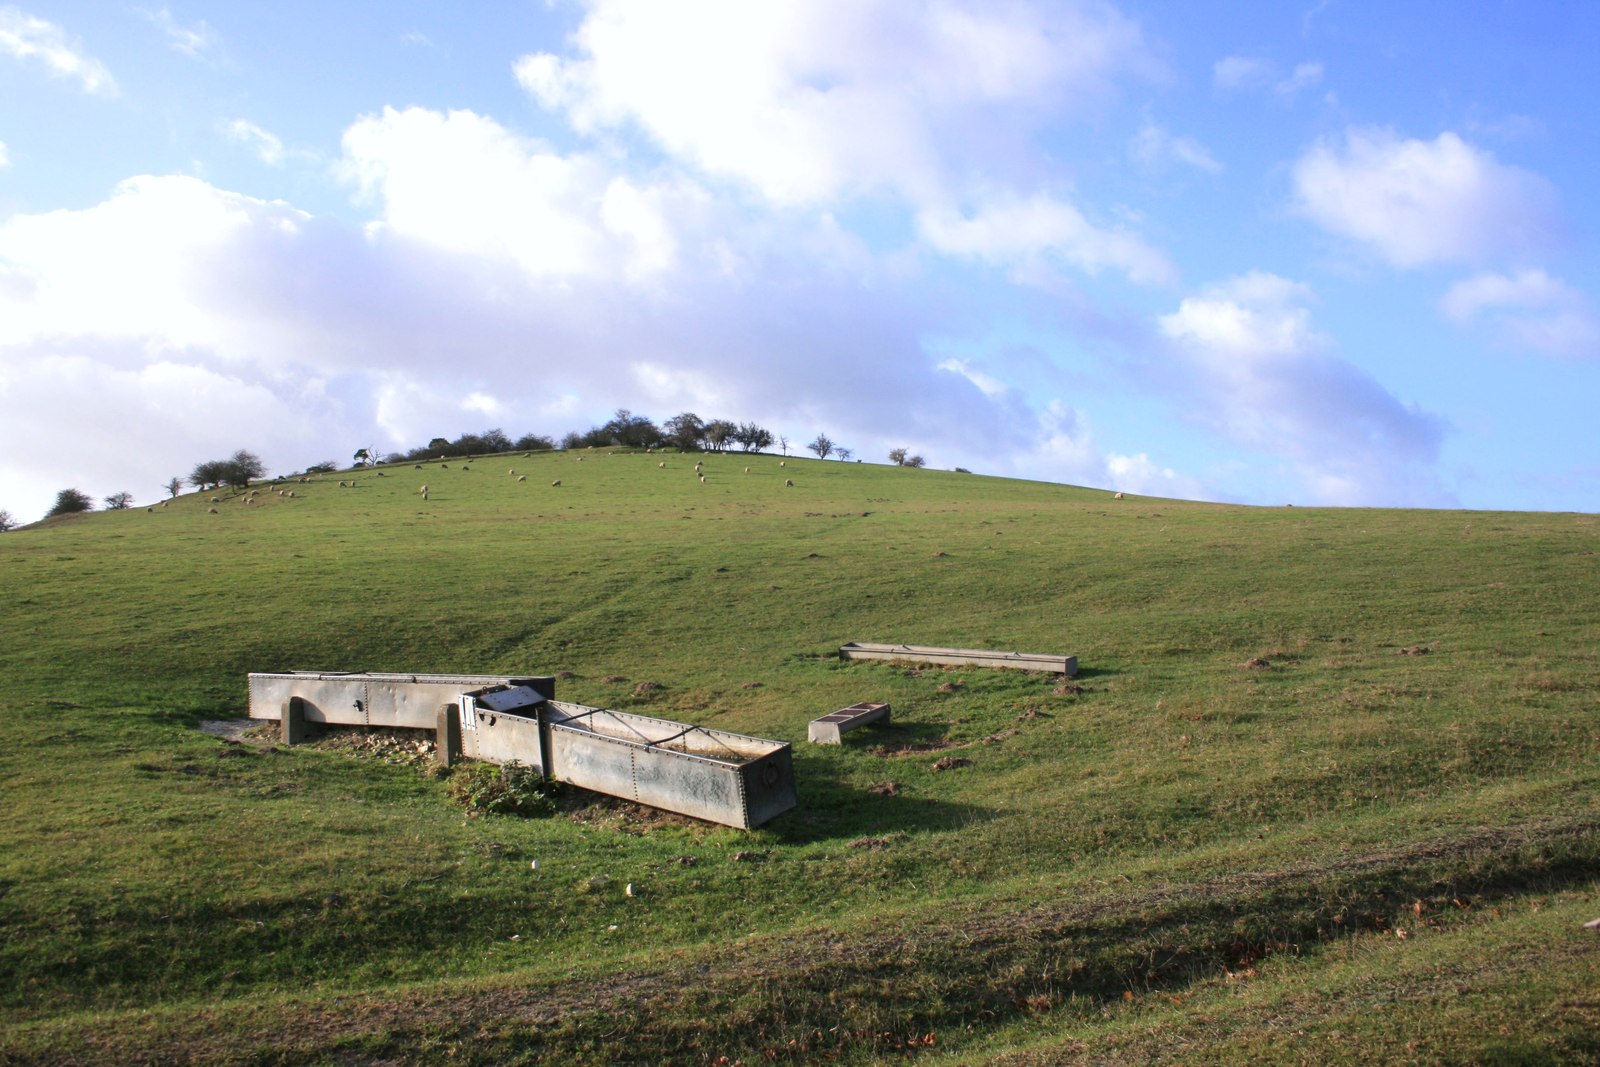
[1,449,1597,1063]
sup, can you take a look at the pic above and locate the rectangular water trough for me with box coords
[839,642,1076,676]
[540,701,795,829]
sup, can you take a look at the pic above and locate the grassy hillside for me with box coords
[2,450,1597,1064]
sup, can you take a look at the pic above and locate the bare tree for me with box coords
[164,477,183,498]
[905,454,926,468]
[0,509,15,532]
[778,435,789,457]
[888,447,909,466]
[103,491,134,510]
[807,433,834,460]
[836,447,853,462]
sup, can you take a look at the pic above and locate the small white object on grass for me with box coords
[530,859,540,871]
[625,882,636,897]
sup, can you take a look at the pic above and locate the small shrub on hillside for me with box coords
[446,760,558,817]
[46,488,93,516]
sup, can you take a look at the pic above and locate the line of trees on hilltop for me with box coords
[384,411,783,461]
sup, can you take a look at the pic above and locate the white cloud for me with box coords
[141,6,217,58]
[1130,118,1221,173]
[222,119,286,166]
[1213,55,1274,92]
[337,105,706,282]
[1160,272,1449,505]
[1441,269,1598,359]
[1274,61,1322,97]
[918,192,1174,286]
[0,6,117,95]
[515,0,1158,207]
[1213,55,1322,99]
[1292,127,1559,267]
[0,140,9,168]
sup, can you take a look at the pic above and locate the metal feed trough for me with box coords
[839,642,1077,676]
[247,671,795,828]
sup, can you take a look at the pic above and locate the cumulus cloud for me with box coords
[0,6,117,95]
[141,6,217,58]
[222,119,287,166]
[337,105,710,283]
[918,192,1174,286]
[1292,127,1559,267]
[515,0,1158,208]
[1159,272,1449,505]
[1441,269,1599,359]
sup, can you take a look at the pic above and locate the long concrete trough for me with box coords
[247,672,795,828]
[838,642,1077,676]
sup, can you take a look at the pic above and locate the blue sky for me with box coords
[2,1,1596,521]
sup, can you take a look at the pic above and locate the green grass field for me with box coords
[2,449,1597,1064]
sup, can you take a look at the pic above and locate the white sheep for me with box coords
[517,475,527,482]
[1114,492,1124,500]
[508,468,516,475]
[779,461,786,467]
[744,466,750,474]
[208,507,218,514]
[551,479,561,487]
[785,479,794,487]
[659,462,666,468]
[699,474,706,483]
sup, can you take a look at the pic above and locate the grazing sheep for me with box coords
[209,496,219,503]
[522,452,531,458]
[461,465,470,472]
[785,479,794,487]
[744,466,750,473]
[699,474,706,483]
[517,475,527,482]
[659,461,667,468]
[416,464,424,470]
[146,507,152,513]
[440,463,449,469]
[551,479,561,487]
[508,468,516,475]
[376,471,385,477]
[208,507,218,513]
[779,461,786,467]
[419,484,429,494]
[1114,492,1124,500]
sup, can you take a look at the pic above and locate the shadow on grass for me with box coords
[769,742,994,847]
